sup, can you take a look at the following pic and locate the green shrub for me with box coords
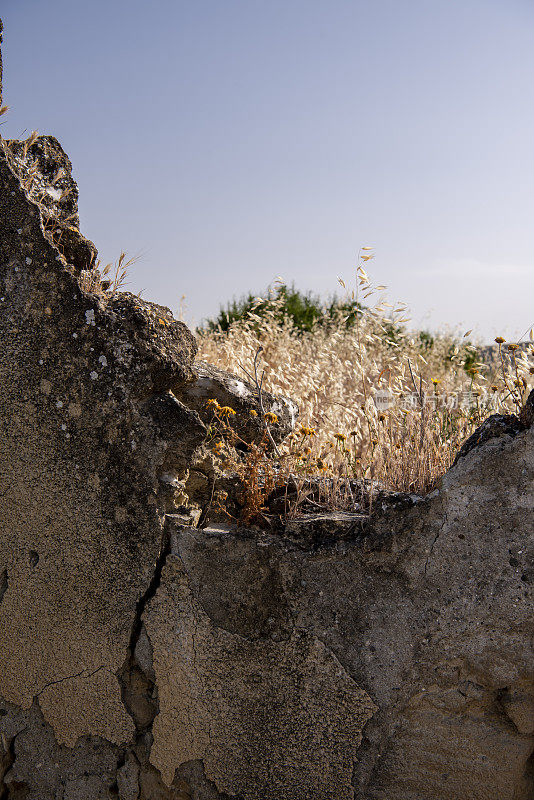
[201,284,363,334]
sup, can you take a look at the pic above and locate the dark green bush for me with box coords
[201,285,363,334]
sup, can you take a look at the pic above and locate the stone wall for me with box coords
[0,22,533,800]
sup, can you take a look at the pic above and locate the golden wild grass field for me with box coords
[197,252,534,509]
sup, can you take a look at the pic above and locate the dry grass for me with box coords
[198,255,534,500]
[78,252,137,296]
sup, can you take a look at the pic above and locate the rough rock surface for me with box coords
[453,412,523,464]
[1,21,534,800]
[4,134,98,270]
[172,359,298,445]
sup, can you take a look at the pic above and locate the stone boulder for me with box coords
[173,359,298,446]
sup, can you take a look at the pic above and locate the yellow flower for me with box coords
[205,398,220,409]
[506,343,519,352]
[219,406,236,416]
[334,432,346,442]
[431,378,441,385]
[249,409,258,417]
[299,426,316,437]
[264,412,278,424]
[495,336,506,344]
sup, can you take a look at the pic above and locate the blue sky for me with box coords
[2,0,534,341]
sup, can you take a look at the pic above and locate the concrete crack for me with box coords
[35,666,109,698]
[118,519,172,734]
[424,511,448,574]
[127,522,171,673]
[113,518,177,796]
[0,570,7,605]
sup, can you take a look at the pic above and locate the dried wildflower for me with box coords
[299,426,316,436]
[196,268,527,500]
[213,489,229,512]
[506,343,519,351]
[334,432,346,442]
[264,412,278,424]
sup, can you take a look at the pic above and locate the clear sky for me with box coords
[2,0,534,341]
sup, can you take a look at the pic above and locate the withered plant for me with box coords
[199,250,534,499]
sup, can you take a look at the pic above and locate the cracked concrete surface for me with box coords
[139,431,534,800]
[144,520,377,797]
